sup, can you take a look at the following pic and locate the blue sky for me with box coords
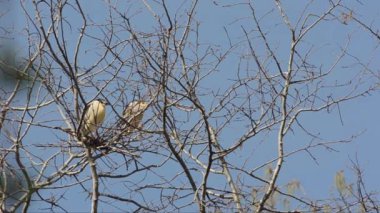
[199,0,380,202]
[2,0,380,212]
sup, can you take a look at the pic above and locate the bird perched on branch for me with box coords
[121,100,148,135]
[80,99,108,137]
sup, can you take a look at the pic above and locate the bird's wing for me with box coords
[81,100,107,139]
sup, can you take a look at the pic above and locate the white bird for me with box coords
[122,100,148,135]
[81,99,108,137]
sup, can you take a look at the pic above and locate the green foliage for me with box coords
[335,170,348,196]
[283,180,301,210]
[0,44,35,87]
[323,204,332,213]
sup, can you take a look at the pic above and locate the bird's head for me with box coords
[131,100,148,110]
[124,100,149,115]
[137,100,148,109]
[96,98,110,106]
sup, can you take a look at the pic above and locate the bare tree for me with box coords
[1,0,379,212]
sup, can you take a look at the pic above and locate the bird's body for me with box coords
[81,99,107,136]
[122,100,148,135]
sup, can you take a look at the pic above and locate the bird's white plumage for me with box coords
[81,100,107,136]
[122,100,148,135]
